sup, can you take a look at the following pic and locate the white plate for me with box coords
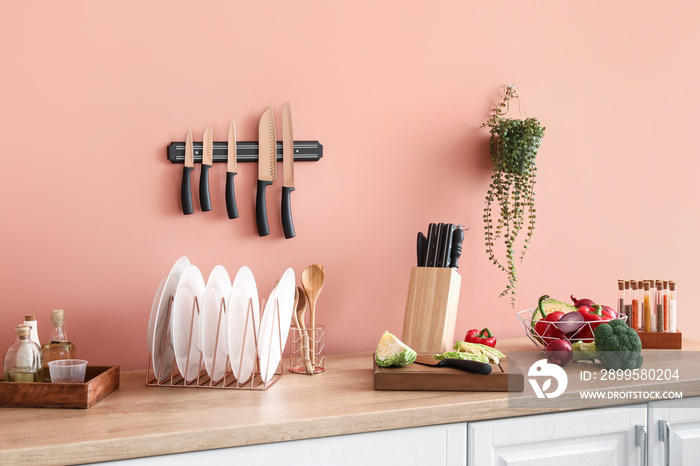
[171,265,205,383]
[258,268,296,383]
[151,256,190,382]
[201,265,231,383]
[227,266,259,383]
[147,277,166,356]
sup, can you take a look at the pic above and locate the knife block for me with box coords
[401,267,461,354]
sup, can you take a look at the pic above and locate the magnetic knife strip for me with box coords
[167,140,323,163]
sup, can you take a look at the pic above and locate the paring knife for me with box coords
[416,232,427,266]
[225,121,239,219]
[256,107,276,236]
[181,129,194,215]
[281,102,296,239]
[199,127,213,212]
[413,355,492,375]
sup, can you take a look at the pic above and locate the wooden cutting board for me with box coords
[373,353,524,392]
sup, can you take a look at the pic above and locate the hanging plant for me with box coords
[482,85,545,306]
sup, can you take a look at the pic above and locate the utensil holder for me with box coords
[146,294,284,390]
[289,325,325,374]
[401,267,461,354]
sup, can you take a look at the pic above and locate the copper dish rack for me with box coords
[146,293,284,390]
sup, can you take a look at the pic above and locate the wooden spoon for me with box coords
[301,264,325,332]
[294,286,313,374]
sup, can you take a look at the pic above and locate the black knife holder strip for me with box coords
[167,140,323,163]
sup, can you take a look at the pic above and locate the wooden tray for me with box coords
[373,354,523,392]
[637,330,682,349]
[0,365,119,408]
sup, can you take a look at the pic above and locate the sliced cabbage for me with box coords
[452,341,506,364]
[433,351,489,363]
[375,331,417,367]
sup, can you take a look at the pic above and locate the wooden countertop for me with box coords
[2,338,698,465]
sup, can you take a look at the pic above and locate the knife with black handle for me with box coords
[226,121,239,219]
[199,127,213,212]
[413,355,493,375]
[417,232,427,267]
[281,102,296,238]
[256,107,276,236]
[181,129,194,215]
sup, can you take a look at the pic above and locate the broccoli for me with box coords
[593,319,643,370]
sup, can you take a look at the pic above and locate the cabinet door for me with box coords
[102,422,466,466]
[648,397,700,466]
[468,405,646,466]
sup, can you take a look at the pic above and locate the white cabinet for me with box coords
[648,398,700,466]
[102,422,466,466]
[467,405,647,466]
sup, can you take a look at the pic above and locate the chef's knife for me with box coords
[256,107,276,236]
[281,102,296,239]
[413,355,492,375]
[442,224,455,268]
[199,127,213,212]
[450,227,465,269]
[435,223,446,267]
[225,121,239,219]
[181,129,194,215]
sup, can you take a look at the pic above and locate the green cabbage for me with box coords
[375,331,417,367]
[433,351,489,363]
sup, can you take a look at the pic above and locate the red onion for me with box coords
[571,294,596,308]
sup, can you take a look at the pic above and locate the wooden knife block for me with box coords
[401,267,461,354]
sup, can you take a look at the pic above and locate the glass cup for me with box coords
[290,325,325,374]
[48,359,88,383]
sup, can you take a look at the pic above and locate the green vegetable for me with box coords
[537,297,577,318]
[571,340,598,362]
[453,341,505,364]
[375,331,417,367]
[433,351,489,363]
[593,320,643,370]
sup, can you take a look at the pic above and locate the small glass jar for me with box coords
[3,324,43,382]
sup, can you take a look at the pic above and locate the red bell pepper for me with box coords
[574,305,604,341]
[464,328,497,347]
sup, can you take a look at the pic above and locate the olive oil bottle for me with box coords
[3,324,43,382]
[41,309,76,382]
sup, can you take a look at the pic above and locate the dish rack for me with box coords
[146,294,284,390]
[516,308,628,352]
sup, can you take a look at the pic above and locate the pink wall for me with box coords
[2,2,699,370]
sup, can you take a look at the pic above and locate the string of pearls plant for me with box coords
[482,85,545,306]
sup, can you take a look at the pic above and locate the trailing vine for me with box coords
[482,85,545,306]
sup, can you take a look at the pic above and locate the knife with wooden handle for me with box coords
[281,102,296,239]
[199,127,213,212]
[226,121,239,219]
[256,107,276,236]
[181,129,194,215]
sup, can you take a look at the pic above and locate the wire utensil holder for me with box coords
[146,293,284,390]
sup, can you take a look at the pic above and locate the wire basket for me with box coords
[516,308,628,352]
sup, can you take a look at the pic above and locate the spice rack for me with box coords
[146,293,284,390]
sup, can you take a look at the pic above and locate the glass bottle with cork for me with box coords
[41,309,76,382]
[3,324,44,382]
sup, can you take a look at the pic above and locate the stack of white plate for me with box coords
[148,256,296,384]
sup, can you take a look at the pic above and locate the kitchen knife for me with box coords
[450,227,465,269]
[435,223,446,267]
[181,129,194,215]
[256,107,276,236]
[413,355,492,375]
[416,232,427,267]
[281,102,296,239]
[425,223,437,267]
[442,224,455,268]
[225,121,239,219]
[199,127,213,212]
